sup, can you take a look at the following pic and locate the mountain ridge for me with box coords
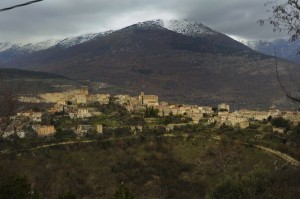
[0,19,225,56]
[242,39,300,64]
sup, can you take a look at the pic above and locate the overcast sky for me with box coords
[0,0,287,43]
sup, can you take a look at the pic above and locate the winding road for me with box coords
[1,134,300,167]
[211,136,300,167]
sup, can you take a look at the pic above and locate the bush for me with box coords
[211,169,273,199]
[211,179,251,199]
[54,130,76,140]
[125,116,145,126]
[271,117,290,129]
[0,175,39,199]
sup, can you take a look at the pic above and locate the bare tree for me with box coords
[274,49,300,103]
[0,69,34,138]
[260,1,300,103]
[259,0,300,41]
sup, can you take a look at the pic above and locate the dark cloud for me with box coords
[0,0,286,42]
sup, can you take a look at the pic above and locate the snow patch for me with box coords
[0,42,18,52]
[125,19,216,37]
[0,30,114,55]
[163,19,216,37]
[56,31,114,48]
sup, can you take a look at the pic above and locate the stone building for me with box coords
[32,125,56,137]
[138,92,159,106]
[73,95,87,104]
[88,94,110,105]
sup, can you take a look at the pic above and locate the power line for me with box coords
[0,0,43,12]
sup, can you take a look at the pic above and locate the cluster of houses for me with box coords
[15,87,109,137]
[8,87,300,138]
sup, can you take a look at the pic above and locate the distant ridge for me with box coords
[242,39,300,64]
[0,68,66,79]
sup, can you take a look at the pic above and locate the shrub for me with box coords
[271,117,290,129]
[113,183,134,199]
[211,179,251,199]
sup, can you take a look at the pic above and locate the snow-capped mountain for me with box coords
[55,31,113,48]
[0,19,217,55]
[242,39,300,64]
[127,19,216,37]
[0,19,225,60]
[0,31,114,56]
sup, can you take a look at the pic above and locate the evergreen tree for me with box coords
[114,183,134,199]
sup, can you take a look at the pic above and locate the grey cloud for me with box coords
[0,0,285,42]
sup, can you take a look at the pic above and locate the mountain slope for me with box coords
[1,20,299,109]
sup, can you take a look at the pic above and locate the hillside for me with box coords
[1,135,299,199]
[0,68,84,94]
[1,20,299,109]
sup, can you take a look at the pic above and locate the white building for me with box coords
[77,108,91,118]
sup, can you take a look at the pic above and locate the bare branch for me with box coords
[274,48,300,102]
[0,0,43,12]
[260,0,300,41]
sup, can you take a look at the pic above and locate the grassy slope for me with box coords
[0,136,298,199]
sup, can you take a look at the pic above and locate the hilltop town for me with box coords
[5,87,299,138]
